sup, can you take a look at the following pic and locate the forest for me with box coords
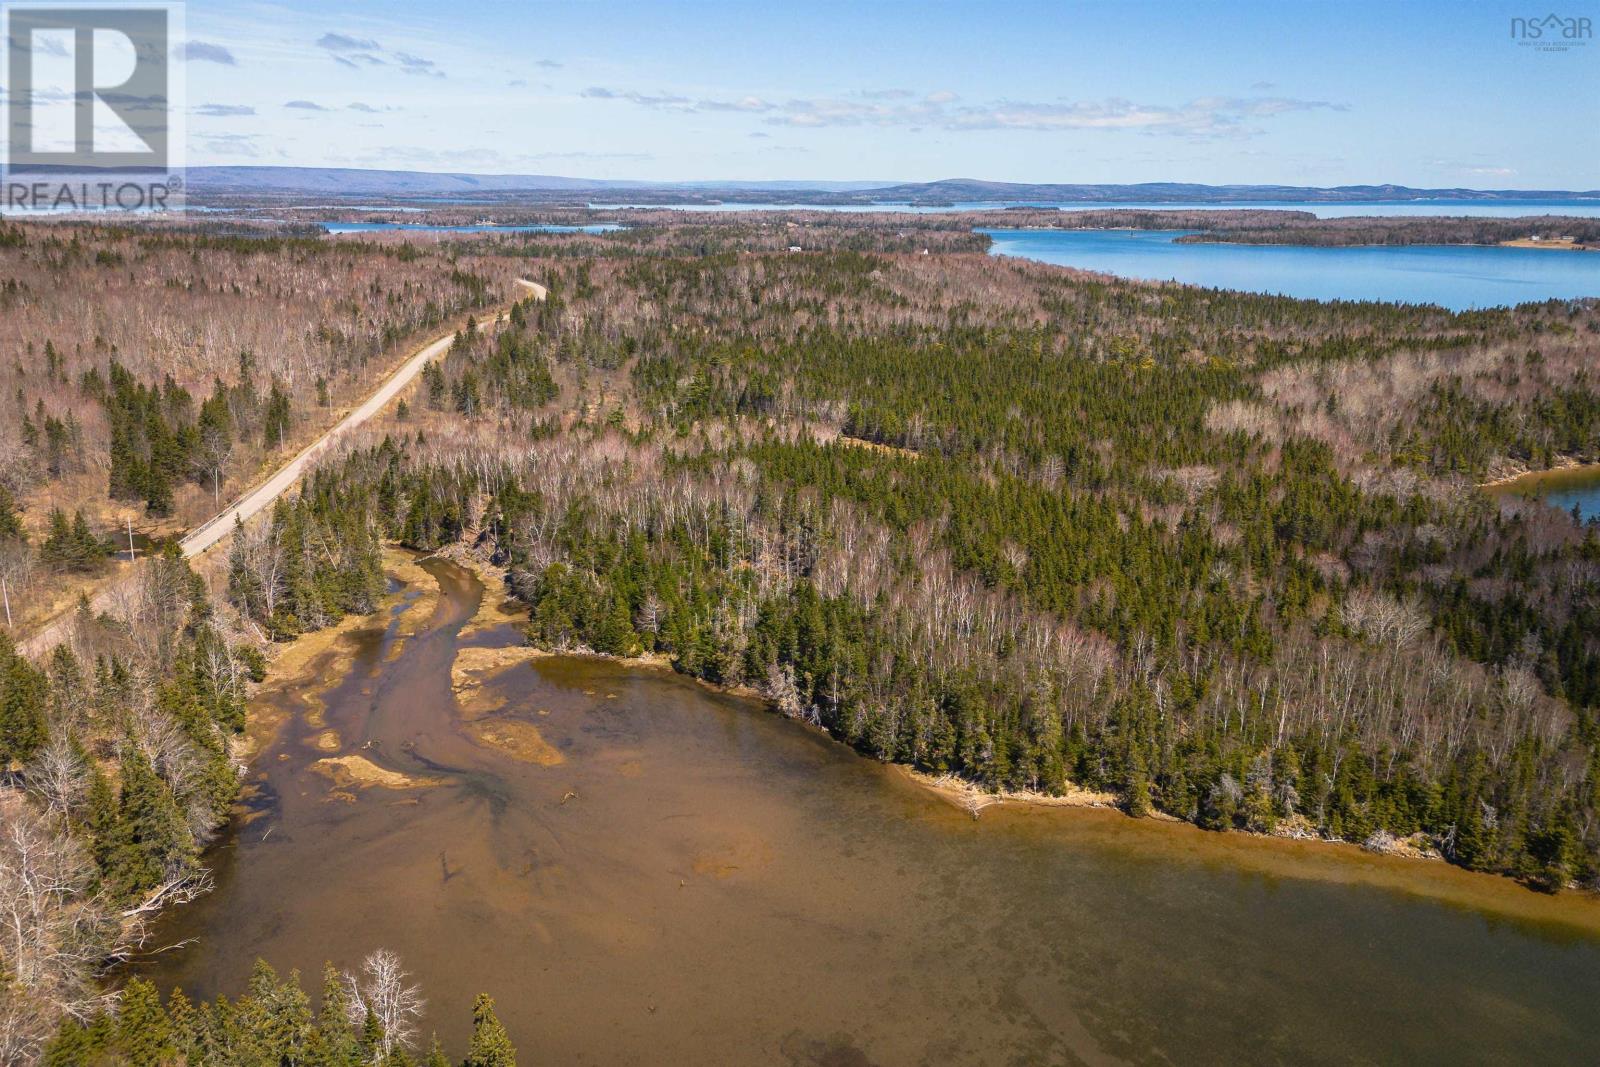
[2,211,1598,1062]
[1170,215,1600,247]
[0,223,519,635]
[221,246,1600,898]
[44,955,517,1067]
[0,223,531,1063]
[974,208,1600,246]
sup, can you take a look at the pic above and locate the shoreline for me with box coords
[1497,237,1596,251]
[1479,457,1600,491]
[898,764,1122,815]
[232,547,441,766]
[898,762,1445,856]
[890,761,1600,937]
[216,543,1600,940]
[1149,231,1600,251]
[429,543,1600,907]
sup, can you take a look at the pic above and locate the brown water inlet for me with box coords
[141,558,1600,1065]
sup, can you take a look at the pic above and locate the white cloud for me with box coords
[197,132,261,157]
[395,52,443,78]
[317,33,380,52]
[314,32,441,76]
[177,41,237,65]
[582,87,693,108]
[580,85,1344,139]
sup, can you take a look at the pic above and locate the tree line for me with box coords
[44,952,516,1067]
[296,251,1600,892]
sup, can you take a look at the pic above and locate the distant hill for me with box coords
[860,179,1600,204]
[186,167,628,195]
[182,167,1600,204]
[184,167,892,197]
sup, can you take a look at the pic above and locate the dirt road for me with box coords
[17,279,546,658]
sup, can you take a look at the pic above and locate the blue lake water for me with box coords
[591,199,1600,219]
[323,222,624,234]
[981,228,1600,310]
[1539,472,1600,524]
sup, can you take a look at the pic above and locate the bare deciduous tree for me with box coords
[0,790,118,1062]
[344,949,425,1060]
[23,732,88,820]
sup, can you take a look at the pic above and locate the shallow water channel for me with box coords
[139,558,1600,1065]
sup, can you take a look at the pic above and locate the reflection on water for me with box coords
[140,560,1600,1065]
[1496,465,1600,525]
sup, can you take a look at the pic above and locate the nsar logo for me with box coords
[1510,12,1593,50]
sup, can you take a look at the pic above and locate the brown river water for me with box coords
[140,558,1600,1065]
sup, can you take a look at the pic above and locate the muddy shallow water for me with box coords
[140,559,1600,1065]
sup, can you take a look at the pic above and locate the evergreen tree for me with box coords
[0,630,48,765]
[461,995,516,1067]
[115,977,175,1064]
[264,381,294,448]
[108,744,193,898]
[241,960,313,1062]
[0,484,23,542]
[40,508,102,571]
[166,988,200,1063]
[84,762,120,875]
[315,961,362,1065]
[361,1009,386,1064]
[42,1016,96,1067]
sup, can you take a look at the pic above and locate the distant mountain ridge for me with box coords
[864,179,1600,203]
[182,167,1600,203]
[184,167,895,196]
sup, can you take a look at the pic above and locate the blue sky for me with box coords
[170,0,1598,185]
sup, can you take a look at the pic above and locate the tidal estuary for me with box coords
[140,557,1600,1065]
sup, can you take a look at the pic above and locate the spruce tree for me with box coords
[0,630,48,765]
[360,1008,386,1064]
[42,1016,96,1067]
[461,994,515,1067]
[116,977,175,1064]
[69,510,100,567]
[84,762,120,876]
[40,507,74,565]
[264,381,294,447]
[244,960,313,1062]
[166,988,199,1063]
[0,484,23,542]
[315,961,362,1065]
[110,744,193,897]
